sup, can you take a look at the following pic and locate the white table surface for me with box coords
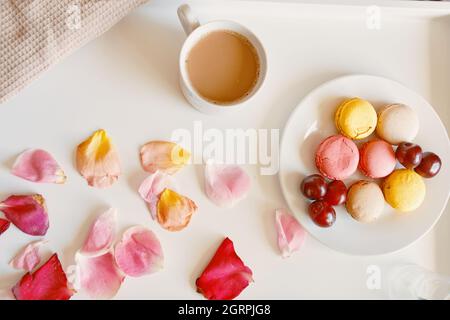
[0,0,449,299]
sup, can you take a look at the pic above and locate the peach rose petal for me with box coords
[80,208,117,256]
[12,253,75,300]
[138,172,176,219]
[0,288,14,300]
[0,218,10,236]
[0,194,49,236]
[275,208,306,258]
[76,252,124,300]
[156,189,197,232]
[11,149,66,184]
[196,237,253,300]
[114,226,163,277]
[140,141,190,174]
[205,162,251,207]
[10,240,47,272]
[76,129,121,188]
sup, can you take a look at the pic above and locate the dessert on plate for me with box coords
[335,97,377,140]
[359,140,396,178]
[315,134,359,180]
[346,180,385,223]
[376,103,419,145]
[382,169,426,212]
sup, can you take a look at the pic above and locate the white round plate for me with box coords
[279,75,450,255]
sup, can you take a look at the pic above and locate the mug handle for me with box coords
[177,4,200,35]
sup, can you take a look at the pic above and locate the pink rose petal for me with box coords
[75,208,124,299]
[10,240,46,272]
[11,149,66,184]
[0,218,10,236]
[12,253,75,300]
[80,208,117,256]
[205,162,251,207]
[76,252,124,300]
[0,194,49,236]
[138,172,175,219]
[114,226,163,277]
[275,208,306,258]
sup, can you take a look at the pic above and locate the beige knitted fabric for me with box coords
[0,0,148,103]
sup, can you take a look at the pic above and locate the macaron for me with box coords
[382,169,426,212]
[315,135,359,180]
[335,98,377,140]
[376,103,419,145]
[346,180,384,223]
[359,140,396,178]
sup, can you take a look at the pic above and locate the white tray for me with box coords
[0,0,449,299]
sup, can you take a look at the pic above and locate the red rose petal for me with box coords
[0,194,49,236]
[196,237,253,300]
[12,253,75,300]
[0,218,10,236]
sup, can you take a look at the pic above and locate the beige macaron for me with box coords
[376,104,419,145]
[346,180,385,223]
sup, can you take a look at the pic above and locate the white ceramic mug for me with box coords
[177,4,267,114]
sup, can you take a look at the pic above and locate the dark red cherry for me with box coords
[415,152,441,178]
[323,180,347,206]
[308,201,336,228]
[300,174,328,200]
[396,142,423,169]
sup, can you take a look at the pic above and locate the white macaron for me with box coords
[376,104,419,145]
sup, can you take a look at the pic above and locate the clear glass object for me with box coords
[388,264,450,300]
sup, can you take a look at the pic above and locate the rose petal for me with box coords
[196,237,253,300]
[10,240,46,272]
[114,226,163,277]
[11,149,66,184]
[12,253,75,300]
[0,195,49,236]
[76,251,124,300]
[76,129,121,188]
[140,141,190,174]
[80,208,117,256]
[0,218,10,236]
[275,208,306,258]
[0,288,14,300]
[138,171,176,219]
[156,189,197,232]
[205,162,251,207]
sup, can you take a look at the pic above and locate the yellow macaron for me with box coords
[382,169,426,212]
[335,98,377,140]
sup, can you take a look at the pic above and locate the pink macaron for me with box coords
[315,135,359,180]
[359,140,396,178]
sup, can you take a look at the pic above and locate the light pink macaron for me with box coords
[359,140,396,178]
[315,135,359,180]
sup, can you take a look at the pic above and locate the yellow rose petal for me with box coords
[76,129,121,188]
[157,189,197,231]
[140,141,190,174]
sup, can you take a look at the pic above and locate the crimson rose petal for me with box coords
[0,194,49,236]
[196,237,253,300]
[12,253,75,300]
[0,218,10,236]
